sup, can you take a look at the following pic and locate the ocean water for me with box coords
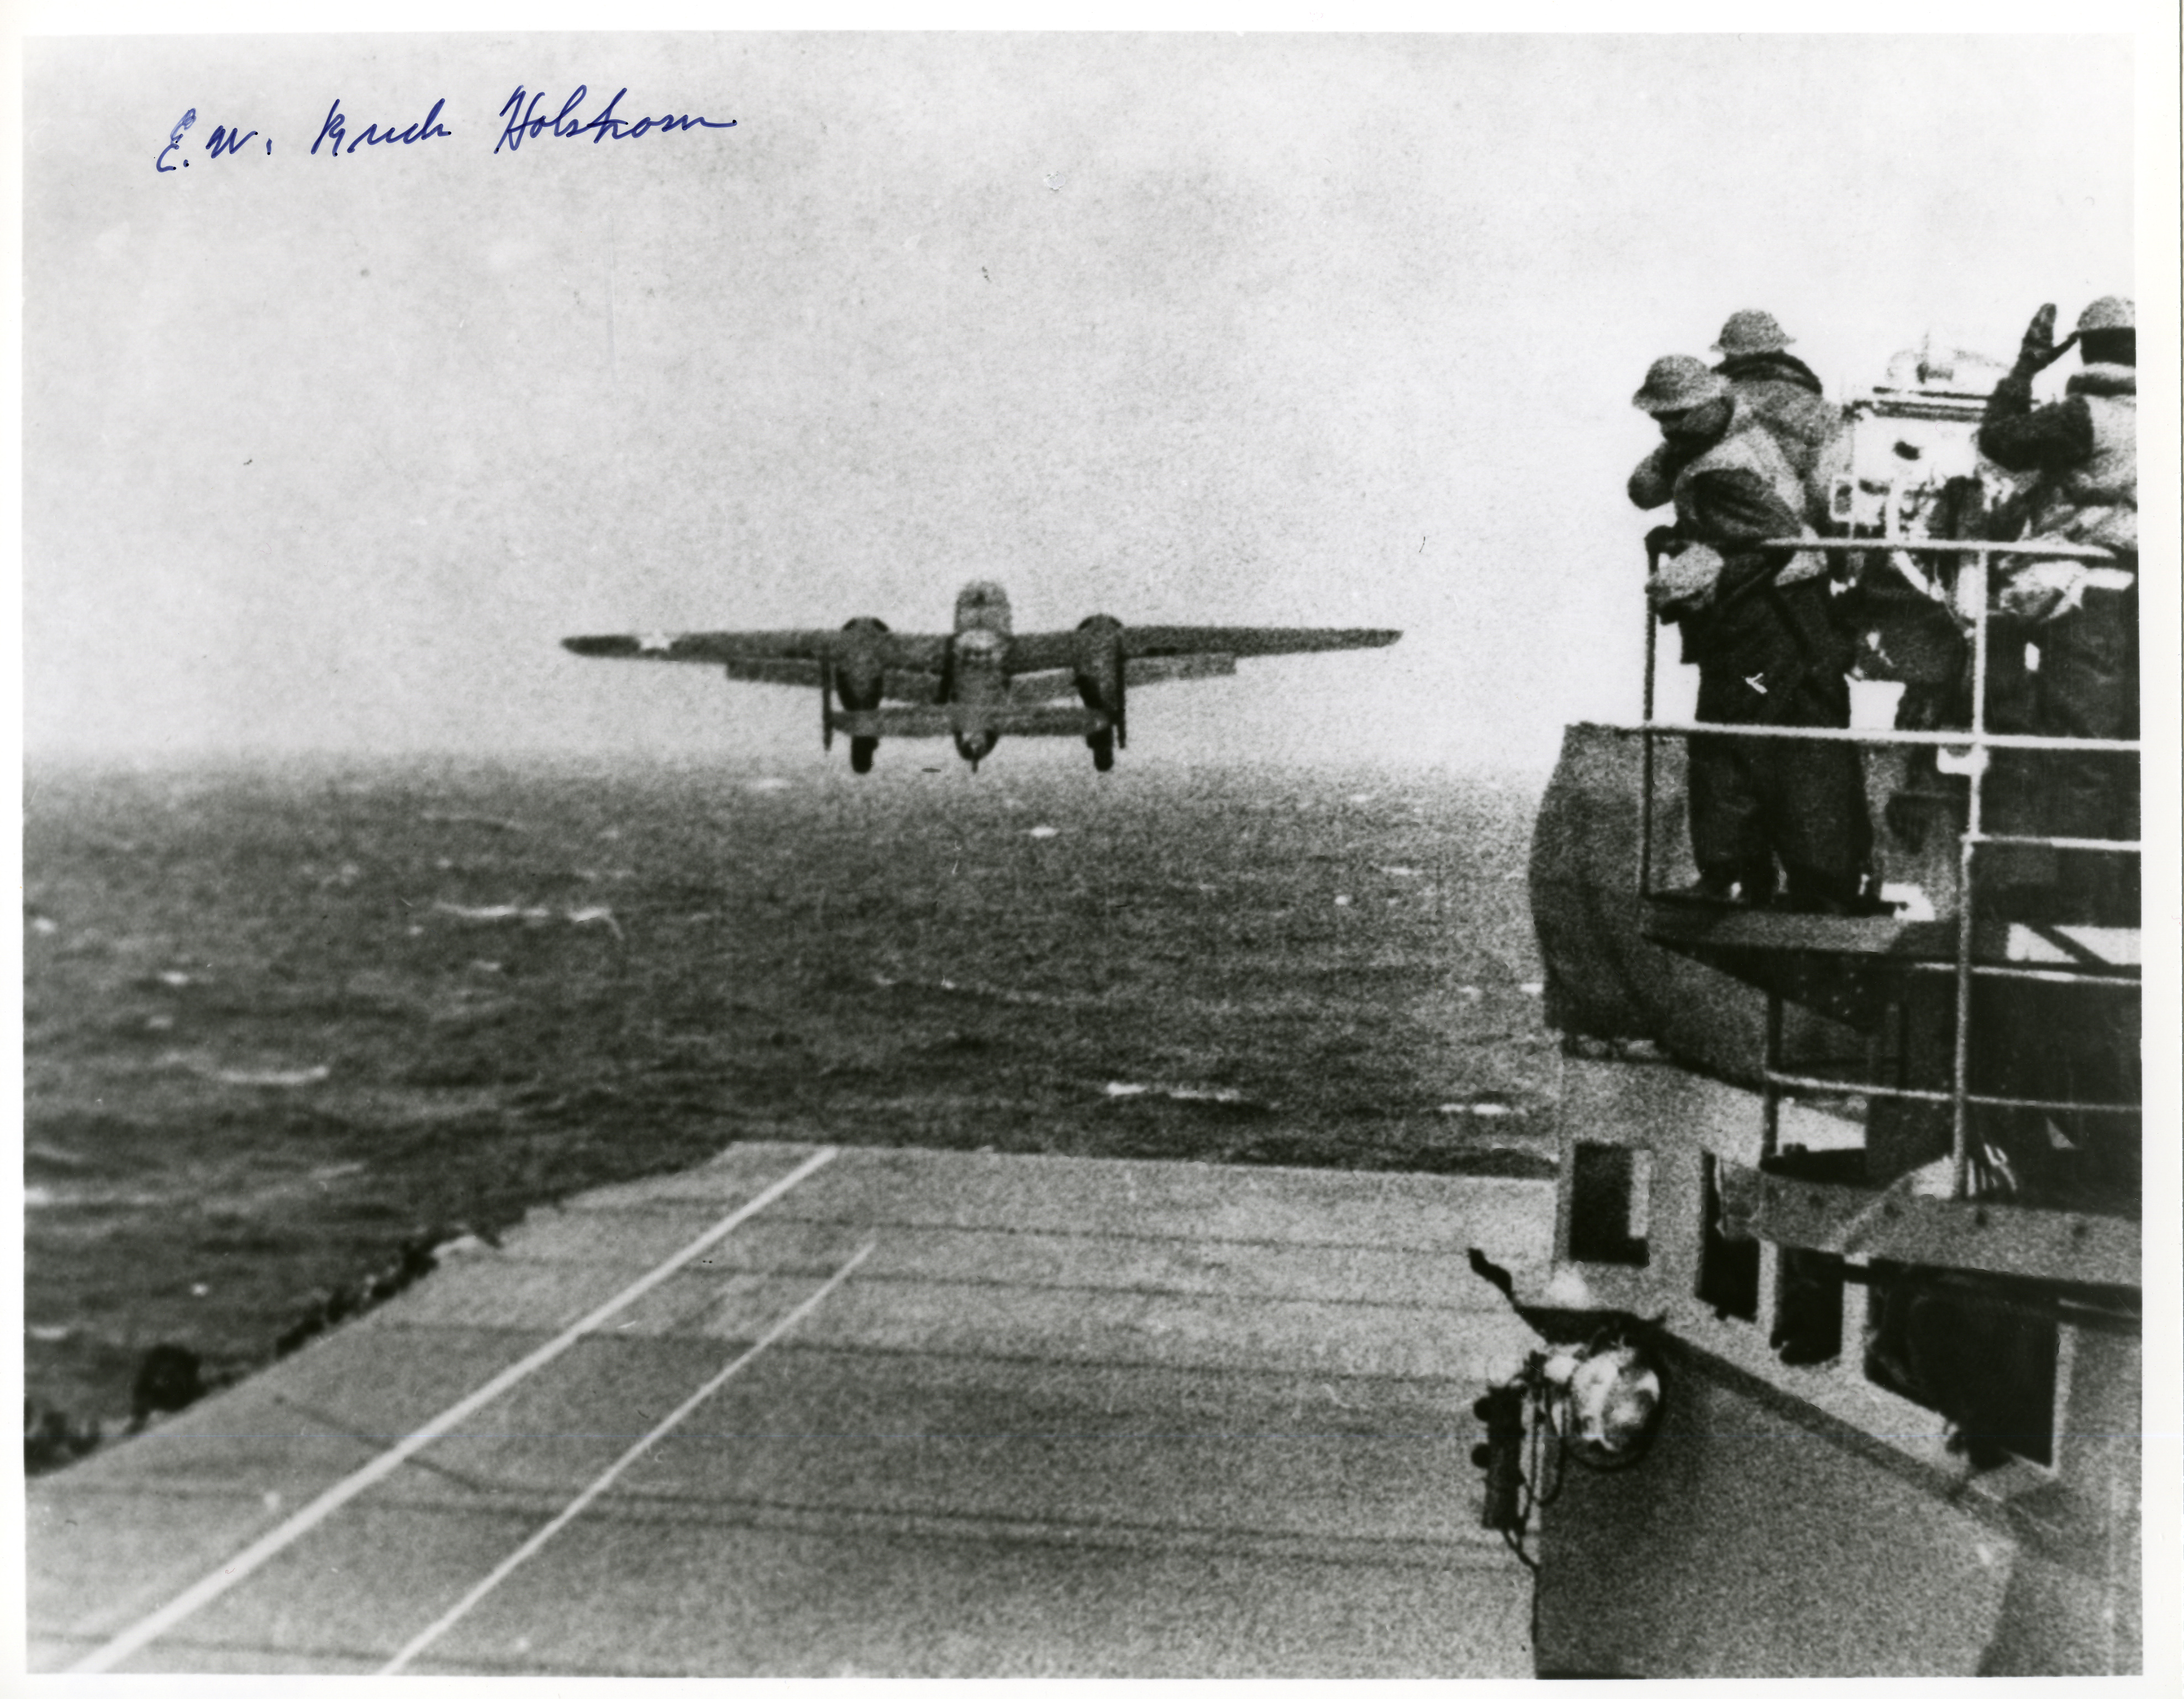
[22,756,1552,1428]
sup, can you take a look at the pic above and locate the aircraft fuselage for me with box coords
[943,580,1015,766]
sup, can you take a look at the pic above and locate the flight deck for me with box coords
[28,1143,1549,1677]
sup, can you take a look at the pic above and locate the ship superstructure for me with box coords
[1493,344,2142,1676]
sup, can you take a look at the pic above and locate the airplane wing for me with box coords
[1002,657,1248,697]
[562,631,952,671]
[565,631,841,664]
[694,659,941,706]
[1117,626,1401,660]
[1005,669,1082,703]
[1008,625,1399,671]
[884,669,944,704]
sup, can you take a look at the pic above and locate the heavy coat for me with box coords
[1978,362,2136,554]
[1717,351,1849,523]
[1629,357,1848,525]
[1639,404,1841,680]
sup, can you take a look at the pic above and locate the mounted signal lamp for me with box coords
[1544,1339,1665,1470]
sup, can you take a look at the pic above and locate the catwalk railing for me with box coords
[1619,536,2138,1207]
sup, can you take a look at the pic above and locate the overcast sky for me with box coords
[22,32,2140,771]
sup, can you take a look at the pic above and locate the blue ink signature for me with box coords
[155,108,197,173]
[156,108,273,171]
[495,86,735,154]
[313,97,453,157]
[206,122,260,159]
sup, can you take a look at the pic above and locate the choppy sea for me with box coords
[22,756,1553,1432]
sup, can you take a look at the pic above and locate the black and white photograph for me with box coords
[12,12,2178,1682]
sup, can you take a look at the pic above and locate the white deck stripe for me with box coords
[70,1146,842,1675]
[380,1240,877,1675]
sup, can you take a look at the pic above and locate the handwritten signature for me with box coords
[156,108,271,171]
[495,86,736,154]
[157,87,735,174]
[313,97,453,156]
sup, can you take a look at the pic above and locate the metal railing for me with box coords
[1623,536,2140,1204]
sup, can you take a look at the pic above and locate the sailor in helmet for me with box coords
[1630,355,1872,912]
[1957,298,2140,1208]
[1710,309,1850,518]
[1974,297,2138,924]
[1630,311,1849,527]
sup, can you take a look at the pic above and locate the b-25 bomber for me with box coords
[564,580,1401,772]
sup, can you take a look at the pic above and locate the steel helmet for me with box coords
[2076,296,2134,334]
[1711,309,1795,357]
[1633,355,1729,415]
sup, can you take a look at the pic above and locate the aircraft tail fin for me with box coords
[833,706,1109,739]
[987,707,1108,738]
[836,707,954,739]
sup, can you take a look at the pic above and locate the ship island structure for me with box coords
[1501,338,2145,1676]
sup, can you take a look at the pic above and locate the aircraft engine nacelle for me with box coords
[835,617,891,711]
[1074,614,1125,749]
[832,617,891,771]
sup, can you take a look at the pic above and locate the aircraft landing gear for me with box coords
[1088,729,1115,772]
[850,737,877,775]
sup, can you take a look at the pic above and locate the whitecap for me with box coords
[1103,1081,1255,1106]
[566,907,625,938]
[434,902,543,923]
[214,1064,331,1088]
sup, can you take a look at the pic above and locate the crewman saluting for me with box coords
[1630,355,1871,912]
[1974,296,2138,922]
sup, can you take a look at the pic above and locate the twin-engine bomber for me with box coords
[564,579,1401,771]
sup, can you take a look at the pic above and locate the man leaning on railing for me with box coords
[1628,355,1875,914]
